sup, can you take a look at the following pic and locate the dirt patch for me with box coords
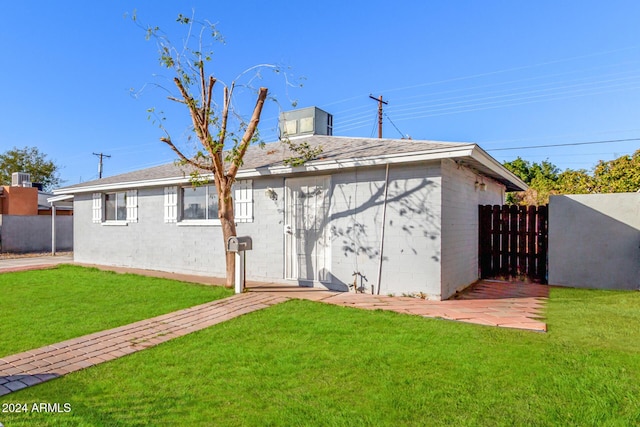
[0,251,73,260]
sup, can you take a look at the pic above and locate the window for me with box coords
[92,190,137,224]
[105,192,127,221]
[164,181,252,225]
[182,185,218,221]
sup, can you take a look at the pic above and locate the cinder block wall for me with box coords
[440,159,504,299]
[549,193,640,290]
[0,215,73,252]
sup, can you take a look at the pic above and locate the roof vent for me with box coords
[279,107,333,138]
[11,172,32,187]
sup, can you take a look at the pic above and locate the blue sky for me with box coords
[1,1,639,187]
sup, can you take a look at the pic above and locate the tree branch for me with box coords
[199,60,206,114]
[167,96,187,104]
[160,137,212,171]
[202,76,216,151]
[173,76,226,180]
[219,84,233,148]
[226,87,268,179]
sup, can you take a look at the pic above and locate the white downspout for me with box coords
[376,164,390,295]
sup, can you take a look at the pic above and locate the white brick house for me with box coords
[54,134,525,300]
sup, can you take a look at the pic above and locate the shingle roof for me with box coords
[59,136,466,190]
[57,135,526,192]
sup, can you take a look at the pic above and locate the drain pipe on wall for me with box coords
[376,163,390,295]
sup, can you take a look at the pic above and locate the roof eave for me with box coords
[47,194,74,203]
[52,174,214,195]
[52,143,526,194]
[468,145,528,191]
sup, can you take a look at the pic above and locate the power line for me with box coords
[320,46,640,110]
[486,138,640,152]
[329,60,640,128]
[383,112,407,139]
[378,46,640,95]
[336,81,640,133]
[335,74,640,131]
[386,71,640,116]
[381,60,640,107]
[369,111,378,138]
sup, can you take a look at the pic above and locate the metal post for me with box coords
[235,251,245,294]
[51,204,57,256]
[376,164,390,294]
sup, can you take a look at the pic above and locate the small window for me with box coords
[105,192,127,221]
[182,185,218,221]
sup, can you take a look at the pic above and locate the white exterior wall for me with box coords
[329,162,443,298]
[238,178,287,282]
[73,177,287,282]
[71,160,500,299]
[440,159,505,299]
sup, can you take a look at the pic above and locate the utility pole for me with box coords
[92,152,111,179]
[369,94,388,139]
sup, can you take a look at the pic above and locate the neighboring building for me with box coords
[54,109,526,299]
[0,173,73,253]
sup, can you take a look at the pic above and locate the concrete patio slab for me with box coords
[0,254,73,273]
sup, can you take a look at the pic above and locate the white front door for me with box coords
[285,176,331,283]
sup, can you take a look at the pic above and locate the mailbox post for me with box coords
[226,236,253,294]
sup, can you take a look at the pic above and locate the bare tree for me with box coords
[134,12,269,286]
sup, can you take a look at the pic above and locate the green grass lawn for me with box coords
[0,265,232,357]
[1,277,640,426]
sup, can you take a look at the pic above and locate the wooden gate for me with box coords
[478,205,548,283]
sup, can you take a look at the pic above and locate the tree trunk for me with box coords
[219,187,237,288]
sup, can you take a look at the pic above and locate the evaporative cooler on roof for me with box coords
[279,107,333,138]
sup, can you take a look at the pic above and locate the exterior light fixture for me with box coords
[265,187,278,200]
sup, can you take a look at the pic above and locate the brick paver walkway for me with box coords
[0,292,286,396]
